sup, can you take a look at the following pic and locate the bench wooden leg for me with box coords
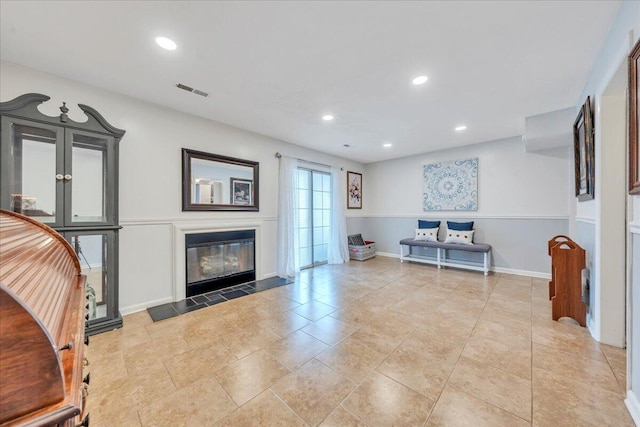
[437,248,442,269]
[400,245,405,262]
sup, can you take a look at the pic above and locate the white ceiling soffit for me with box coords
[0,1,620,164]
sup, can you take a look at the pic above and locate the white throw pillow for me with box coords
[415,227,439,242]
[444,229,474,245]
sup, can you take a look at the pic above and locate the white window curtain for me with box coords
[328,166,349,264]
[277,156,299,277]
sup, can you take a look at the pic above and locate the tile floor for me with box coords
[86,257,634,426]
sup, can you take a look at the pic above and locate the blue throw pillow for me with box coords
[418,220,441,229]
[447,221,474,231]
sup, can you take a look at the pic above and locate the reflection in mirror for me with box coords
[182,148,259,211]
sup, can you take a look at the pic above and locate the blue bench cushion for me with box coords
[400,238,491,253]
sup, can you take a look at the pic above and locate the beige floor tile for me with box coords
[138,376,237,426]
[448,356,532,421]
[272,358,355,426]
[144,313,200,340]
[329,305,387,327]
[461,335,531,379]
[346,320,413,355]
[532,320,605,361]
[471,318,531,351]
[164,344,237,389]
[92,364,177,414]
[267,329,329,370]
[254,294,301,311]
[301,315,358,345]
[532,343,620,394]
[291,300,337,320]
[180,318,239,348]
[88,404,141,427]
[123,310,153,327]
[261,310,312,337]
[315,335,389,383]
[479,305,532,330]
[532,367,635,426]
[601,343,628,391]
[218,326,282,359]
[215,389,306,426]
[213,350,290,406]
[402,327,467,367]
[343,371,434,426]
[319,406,366,426]
[89,324,152,354]
[122,336,191,375]
[87,259,631,426]
[376,345,454,400]
[88,349,128,387]
[427,386,530,427]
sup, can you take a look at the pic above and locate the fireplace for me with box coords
[185,229,255,297]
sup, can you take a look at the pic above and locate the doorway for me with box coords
[296,168,331,268]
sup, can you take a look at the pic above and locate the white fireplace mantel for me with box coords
[173,221,262,301]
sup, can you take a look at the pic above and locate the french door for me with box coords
[296,168,331,268]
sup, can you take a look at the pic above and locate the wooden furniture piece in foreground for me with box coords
[0,209,89,427]
[548,235,587,327]
[547,235,574,300]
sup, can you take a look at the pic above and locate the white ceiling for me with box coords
[0,1,620,164]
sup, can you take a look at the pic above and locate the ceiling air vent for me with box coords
[176,83,209,97]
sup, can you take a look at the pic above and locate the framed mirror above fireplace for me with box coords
[182,148,259,211]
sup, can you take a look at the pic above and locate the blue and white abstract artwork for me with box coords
[423,158,478,211]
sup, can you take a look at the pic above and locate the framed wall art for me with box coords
[347,171,362,209]
[629,38,640,195]
[573,96,595,201]
[423,158,478,211]
[231,177,252,205]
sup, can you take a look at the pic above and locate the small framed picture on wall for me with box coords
[347,171,362,209]
[573,96,595,201]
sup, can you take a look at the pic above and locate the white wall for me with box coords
[352,136,571,276]
[571,0,640,421]
[364,135,570,218]
[0,61,365,314]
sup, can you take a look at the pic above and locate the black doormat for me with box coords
[147,276,293,322]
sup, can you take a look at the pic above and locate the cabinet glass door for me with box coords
[66,130,114,226]
[0,117,64,225]
[66,230,117,323]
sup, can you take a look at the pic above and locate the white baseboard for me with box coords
[120,296,174,316]
[261,272,278,279]
[376,251,550,279]
[626,391,640,426]
[491,266,551,280]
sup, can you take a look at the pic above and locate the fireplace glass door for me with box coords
[185,230,256,297]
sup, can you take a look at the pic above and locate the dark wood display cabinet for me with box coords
[0,93,126,335]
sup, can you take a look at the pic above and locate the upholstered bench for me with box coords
[399,238,492,275]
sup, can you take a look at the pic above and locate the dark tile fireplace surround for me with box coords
[147,229,292,322]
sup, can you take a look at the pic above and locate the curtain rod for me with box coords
[275,152,343,171]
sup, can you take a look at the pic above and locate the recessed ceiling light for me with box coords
[412,75,428,85]
[383,143,392,148]
[156,36,177,50]
[455,125,467,132]
[322,114,334,121]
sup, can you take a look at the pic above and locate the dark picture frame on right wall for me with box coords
[573,96,595,201]
[629,38,640,195]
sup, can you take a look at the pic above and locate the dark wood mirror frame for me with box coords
[182,148,259,211]
[629,38,640,195]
